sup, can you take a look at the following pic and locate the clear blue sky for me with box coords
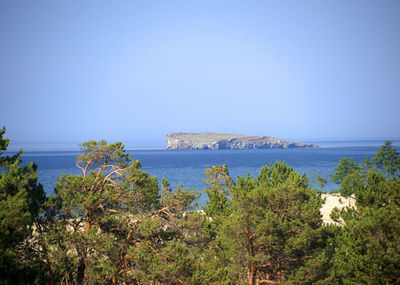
[1,0,400,148]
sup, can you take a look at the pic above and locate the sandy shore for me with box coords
[320,193,356,225]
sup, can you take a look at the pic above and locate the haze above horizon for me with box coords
[1,0,400,149]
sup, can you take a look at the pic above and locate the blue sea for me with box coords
[13,139,399,207]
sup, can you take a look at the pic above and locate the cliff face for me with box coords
[166,133,318,150]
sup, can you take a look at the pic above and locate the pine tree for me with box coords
[203,165,232,221]
[372,140,400,178]
[330,176,400,284]
[36,140,160,284]
[321,142,400,284]
[330,157,360,184]
[311,172,328,192]
[0,127,46,284]
[206,162,324,284]
[37,140,200,284]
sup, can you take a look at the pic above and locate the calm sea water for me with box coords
[16,140,399,207]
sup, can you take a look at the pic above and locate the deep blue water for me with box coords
[15,141,394,207]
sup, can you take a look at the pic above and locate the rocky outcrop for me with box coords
[166,133,318,150]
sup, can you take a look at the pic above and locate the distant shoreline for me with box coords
[5,138,399,152]
[166,132,318,150]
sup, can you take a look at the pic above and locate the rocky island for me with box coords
[166,132,318,150]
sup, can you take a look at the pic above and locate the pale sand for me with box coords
[320,194,356,225]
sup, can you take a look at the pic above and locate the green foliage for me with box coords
[0,127,9,154]
[330,157,361,184]
[203,164,232,220]
[311,172,328,192]
[36,140,200,284]
[329,157,363,197]
[2,133,400,284]
[205,162,324,284]
[320,143,400,284]
[330,178,400,284]
[0,127,46,284]
[292,143,400,284]
[287,225,342,285]
[36,140,160,284]
[354,169,388,209]
[372,140,400,178]
[360,157,374,175]
[339,171,363,197]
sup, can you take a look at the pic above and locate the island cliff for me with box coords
[166,133,318,150]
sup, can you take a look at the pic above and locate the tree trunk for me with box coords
[76,256,86,285]
[245,226,257,285]
[249,263,257,285]
[77,213,92,284]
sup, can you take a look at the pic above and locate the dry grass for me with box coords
[168,132,248,143]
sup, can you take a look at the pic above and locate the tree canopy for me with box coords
[0,127,46,284]
[372,140,400,178]
[201,162,325,284]
[311,172,328,192]
[330,157,360,185]
[1,132,399,285]
[34,140,200,284]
